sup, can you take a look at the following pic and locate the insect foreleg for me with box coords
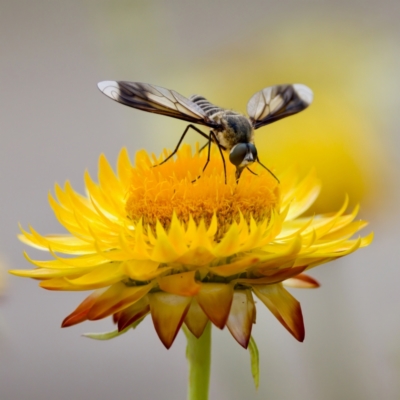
[198,142,208,154]
[156,124,209,166]
[192,131,227,184]
[256,156,280,183]
[246,167,258,176]
[205,131,227,184]
[192,137,212,184]
[199,138,227,154]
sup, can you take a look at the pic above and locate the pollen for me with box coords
[125,144,280,235]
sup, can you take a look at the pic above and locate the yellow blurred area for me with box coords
[163,27,387,213]
[91,6,394,213]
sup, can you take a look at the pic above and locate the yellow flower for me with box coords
[11,144,372,349]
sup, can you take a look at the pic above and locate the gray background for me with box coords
[1,1,400,399]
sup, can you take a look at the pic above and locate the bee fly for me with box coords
[97,81,313,183]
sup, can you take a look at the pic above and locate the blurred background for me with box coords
[1,0,400,399]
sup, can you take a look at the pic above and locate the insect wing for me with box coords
[97,81,217,127]
[247,84,313,129]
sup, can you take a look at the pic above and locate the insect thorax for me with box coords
[190,95,254,149]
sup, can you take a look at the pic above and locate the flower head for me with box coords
[11,144,372,349]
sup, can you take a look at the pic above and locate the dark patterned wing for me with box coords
[98,81,218,128]
[247,84,313,129]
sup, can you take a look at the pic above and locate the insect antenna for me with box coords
[256,157,280,183]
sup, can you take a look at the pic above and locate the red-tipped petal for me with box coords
[116,296,150,331]
[283,274,320,289]
[226,290,256,348]
[62,288,106,327]
[195,283,234,329]
[149,292,192,349]
[184,298,209,338]
[87,282,153,321]
[158,271,201,296]
[253,284,305,342]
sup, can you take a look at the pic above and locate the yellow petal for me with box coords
[149,292,192,349]
[213,222,241,257]
[9,268,84,279]
[66,263,125,287]
[188,220,214,254]
[98,153,124,199]
[284,170,321,220]
[39,277,101,291]
[22,251,108,270]
[176,247,215,266]
[132,221,151,259]
[123,259,161,281]
[117,147,133,188]
[167,213,189,256]
[208,256,260,277]
[151,221,179,262]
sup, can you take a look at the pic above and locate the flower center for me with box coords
[125,145,280,234]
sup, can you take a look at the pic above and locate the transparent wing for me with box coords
[247,84,313,129]
[98,81,218,128]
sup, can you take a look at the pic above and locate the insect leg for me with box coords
[199,137,227,154]
[211,131,227,184]
[256,156,280,183]
[191,138,212,183]
[192,131,227,184]
[198,142,208,154]
[156,124,210,166]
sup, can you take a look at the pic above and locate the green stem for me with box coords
[184,322,212,400]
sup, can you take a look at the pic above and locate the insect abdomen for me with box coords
[190,95,226,117]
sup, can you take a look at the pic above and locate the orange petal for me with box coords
[62,289,107,327]
[283,274,320,289]
[87,282,153,320]
[184,298,209,338]
[116,296,150,331]
[149,292,192,349]
[252,284,305,342]
[195,283,234,329]
[157,271,201,296]
[226,290,256,349]
[235,266,306,286]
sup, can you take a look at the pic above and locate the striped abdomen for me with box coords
[190,95,240,119]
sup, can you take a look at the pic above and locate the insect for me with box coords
[97,81,313,183]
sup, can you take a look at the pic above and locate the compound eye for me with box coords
[248,143,258,160]
[229,144,247,166]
